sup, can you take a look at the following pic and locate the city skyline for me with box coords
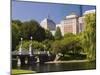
[12,1,96,24]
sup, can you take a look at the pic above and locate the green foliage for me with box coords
[62,34,82,55]
[45,30,54,40]
[21,20,45,41]
[82,13,96,60]
[64,33,75,38]
[16,41,44,51]
[51,40,62,54]
[54,27,62,40]
[12,21,22,51]
[42,39,53,51]
[12,20,22,27]
[12,20,46,51]
[52,33,82,56]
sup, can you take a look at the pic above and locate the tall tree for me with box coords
[12,20,46,50]
[12,20,22,27]
[21,20,45,41]
[82,13,96,60]
[45,30,54,40]
[12,22,21,51]
[54,27,62,40]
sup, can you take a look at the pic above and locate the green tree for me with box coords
[42,39,53,51]
[52,33,82,56]
[51,40,62,54]
[82,13,96,60]
[54,27,62,40]
[45,30,54,40]
[21,20,45,41]
[12,20,22,27]
[16,41,44,51]
[12,20,46,51]
[62,35,82,55]
[64,33,75,38]
[12,22,21,51]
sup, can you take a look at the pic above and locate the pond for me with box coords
[12,61,96,73]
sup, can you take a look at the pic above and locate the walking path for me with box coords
[45,60,89,64]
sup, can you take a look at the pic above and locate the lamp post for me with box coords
[30,36,32,44]
[43,44,46,53]
[19,37,23,55]
[29,36,33,56]
[17,37,23,67]
[21,37,23,47]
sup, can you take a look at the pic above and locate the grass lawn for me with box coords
[12,69,36,75]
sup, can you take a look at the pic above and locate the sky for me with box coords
[12,1,96,24]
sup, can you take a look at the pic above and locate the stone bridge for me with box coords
[12,49,55,66]
[12,37,55,66]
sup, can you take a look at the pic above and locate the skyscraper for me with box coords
[59,13,79,35]
[40,18,56,31]
[40,17,56,35]
[56,9,95,36]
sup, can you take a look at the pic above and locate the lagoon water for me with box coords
[12,61,96,73]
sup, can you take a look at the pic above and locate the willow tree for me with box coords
[82,13,96,61]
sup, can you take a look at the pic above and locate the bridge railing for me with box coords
[12,50,50,55]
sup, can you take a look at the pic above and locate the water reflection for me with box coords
[12,61,96,73]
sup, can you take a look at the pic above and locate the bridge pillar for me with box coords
[17,55,26,66]
[39,54,49,63]
[28,56,36,65]
[25,56,28,65]
[17,56,21,67]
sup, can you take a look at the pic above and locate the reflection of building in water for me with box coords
[40,9,95,36]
